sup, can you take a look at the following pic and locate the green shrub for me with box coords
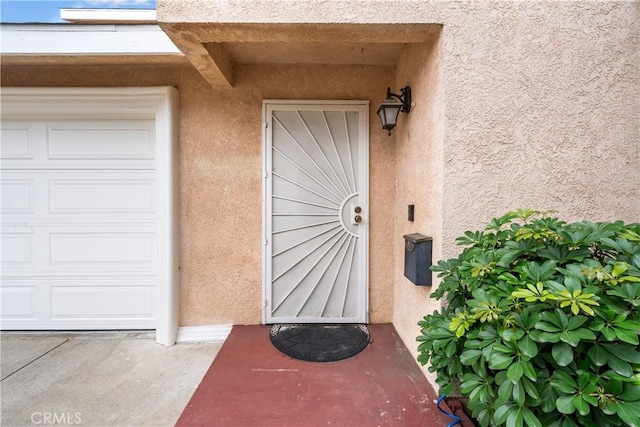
[417,209,640,427]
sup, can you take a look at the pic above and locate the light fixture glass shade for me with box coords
[376,98,402,134]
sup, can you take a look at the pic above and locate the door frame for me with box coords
[261,100,369,324]
[1,87,179,346]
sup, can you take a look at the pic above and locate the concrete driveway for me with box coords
[1,332,221,426]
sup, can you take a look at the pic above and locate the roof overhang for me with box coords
[0,23,186,67]
[155,0,442,89]
[158,22,440,88]
[1,3,441,86]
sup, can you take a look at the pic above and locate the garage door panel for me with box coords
[48,122,155,160]
[50,231,155,267]
[0,286,36,319]
[2,226,156,274]
[49,178,155,214]
[2,120,155,170]
[1,170,156,220]
[0,125,32,159]
[1,277,156,328]
[51,285,155,319]
[1,233,33,265]
[1,179,35,214]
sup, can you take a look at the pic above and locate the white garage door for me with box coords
[1,118,158,329]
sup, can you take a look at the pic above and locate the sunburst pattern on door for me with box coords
[264,103,368,323]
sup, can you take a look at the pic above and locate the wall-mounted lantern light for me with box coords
[376,86,411,135]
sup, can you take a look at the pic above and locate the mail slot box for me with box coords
[403,233,433,286]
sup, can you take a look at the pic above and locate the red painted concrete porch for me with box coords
[176,324,460,427]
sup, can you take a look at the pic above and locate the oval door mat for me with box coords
[270,324,370,362]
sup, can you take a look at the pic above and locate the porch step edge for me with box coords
[176,324,232,343]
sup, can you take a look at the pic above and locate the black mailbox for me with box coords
[403,233,433,286]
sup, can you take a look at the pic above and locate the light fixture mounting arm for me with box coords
[386,86,411,113]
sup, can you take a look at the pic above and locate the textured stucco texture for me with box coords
[159,0,639,380]
[157,0,639,348]
[1,63,397,327]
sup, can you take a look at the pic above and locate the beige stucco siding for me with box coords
[392,38,444,386]
[180,63,398,326]
[1,63,397,326]
[157,1,639,231]
[421,2,637,373]
[439,1,639,247]
[156,0,640,377]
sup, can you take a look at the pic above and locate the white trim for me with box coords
[262,105,274,324]
[262,106,270,325]
[61,8,157,24]
[0,87,180,346]
[154,87,181,347]
[0,24,181,56]
[176,325,233,343]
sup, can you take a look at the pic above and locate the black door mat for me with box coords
[270,324,370,362]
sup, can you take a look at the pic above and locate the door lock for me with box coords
[350,204,364,225]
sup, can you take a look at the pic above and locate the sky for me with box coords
[0,0,156,23]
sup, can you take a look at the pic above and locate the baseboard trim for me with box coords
[176,324,233,343]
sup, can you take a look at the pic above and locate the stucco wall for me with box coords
[392,38,444,385]
[416,1,636,380]
[1,62,397,326]
[158,3,639,221]
[403,2,638,373]
[159,0,640,381]
[180,62,397,326]
[438,1,639,248]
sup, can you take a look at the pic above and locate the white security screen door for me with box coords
[263,101,369,324]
